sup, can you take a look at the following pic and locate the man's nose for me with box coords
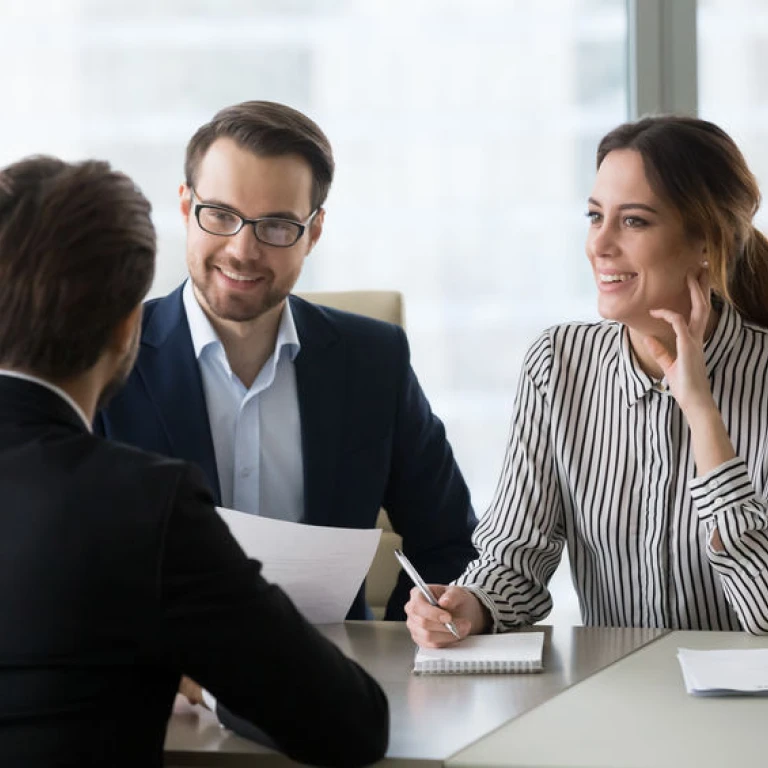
[227,225,264,260]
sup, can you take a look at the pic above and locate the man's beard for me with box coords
[96,322,140,410]
[190,260,297,323]
[209,288,284,323]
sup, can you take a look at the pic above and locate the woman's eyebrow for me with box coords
[587,197,658,214]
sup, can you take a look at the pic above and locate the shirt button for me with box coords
[709,479,720,491]
[714,497,724,507]
[240,467,253,478]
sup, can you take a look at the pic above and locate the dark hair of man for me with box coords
[0,156,156,380]
[598,115,768,327]
[184,101,335,211]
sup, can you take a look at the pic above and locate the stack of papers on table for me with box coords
[677,647,768,695]
[216,506,381,624]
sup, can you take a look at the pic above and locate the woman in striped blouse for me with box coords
[406,115,768,644]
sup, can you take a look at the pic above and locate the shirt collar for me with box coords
[182,279,301,365]
[617,299,743,408]
[0,370,92,431]
[275,298,301,362]
[617,326,658,407]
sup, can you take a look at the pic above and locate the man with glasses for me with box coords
[96,101,477,627]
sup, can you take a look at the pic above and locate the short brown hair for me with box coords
[0,156,156,380]
[185,101,335,210]
[598,115,768,327]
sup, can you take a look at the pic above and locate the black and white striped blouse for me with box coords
[457,301,768,633]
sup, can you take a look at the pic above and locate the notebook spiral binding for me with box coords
[414,658,542,675]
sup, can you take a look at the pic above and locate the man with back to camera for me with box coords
[0,155,388,767]
[95,100,478,622]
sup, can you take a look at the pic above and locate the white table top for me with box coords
[448,629,768,768]
[165,621,665,766]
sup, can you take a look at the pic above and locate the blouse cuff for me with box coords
[690,457,768,576]
[689,457,756,519]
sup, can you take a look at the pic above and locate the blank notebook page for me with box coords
[413,632,545,675]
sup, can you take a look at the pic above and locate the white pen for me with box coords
[394,548,461,640]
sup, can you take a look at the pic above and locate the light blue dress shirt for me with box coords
[182,281,304,521]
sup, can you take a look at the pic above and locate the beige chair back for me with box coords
[295,290,404,619]
[296,290,404,327]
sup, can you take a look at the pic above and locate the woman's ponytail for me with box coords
[727,226,768,327]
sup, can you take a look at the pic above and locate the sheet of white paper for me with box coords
[677,647,768,695]
[216,506,381,624]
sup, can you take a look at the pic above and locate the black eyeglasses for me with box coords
[190,189,318,248]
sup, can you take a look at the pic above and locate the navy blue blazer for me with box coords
[96,285,477,619]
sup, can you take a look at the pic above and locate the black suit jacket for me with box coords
[96,286,478,619]
[0,376,387,767]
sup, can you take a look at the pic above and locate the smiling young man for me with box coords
[96,101,477,624]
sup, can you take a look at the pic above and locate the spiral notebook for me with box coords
[413,632,545,675]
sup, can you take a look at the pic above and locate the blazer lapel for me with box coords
[138,286,222,503]
[291,296,345,527]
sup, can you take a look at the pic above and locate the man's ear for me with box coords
[306,208,325,254]
[179,183,192,225]
[110,305,143,358]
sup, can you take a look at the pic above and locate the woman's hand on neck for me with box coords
[629,268,719,384]
[628,324,672,381]
[631,270,718,412]
[631,270,736,485]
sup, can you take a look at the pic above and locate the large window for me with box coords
[698,0,768,232]
[1,0,629,625]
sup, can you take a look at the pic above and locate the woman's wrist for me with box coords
[463,589,493,635]
[685,402,737,476]
[681,395,720,425]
